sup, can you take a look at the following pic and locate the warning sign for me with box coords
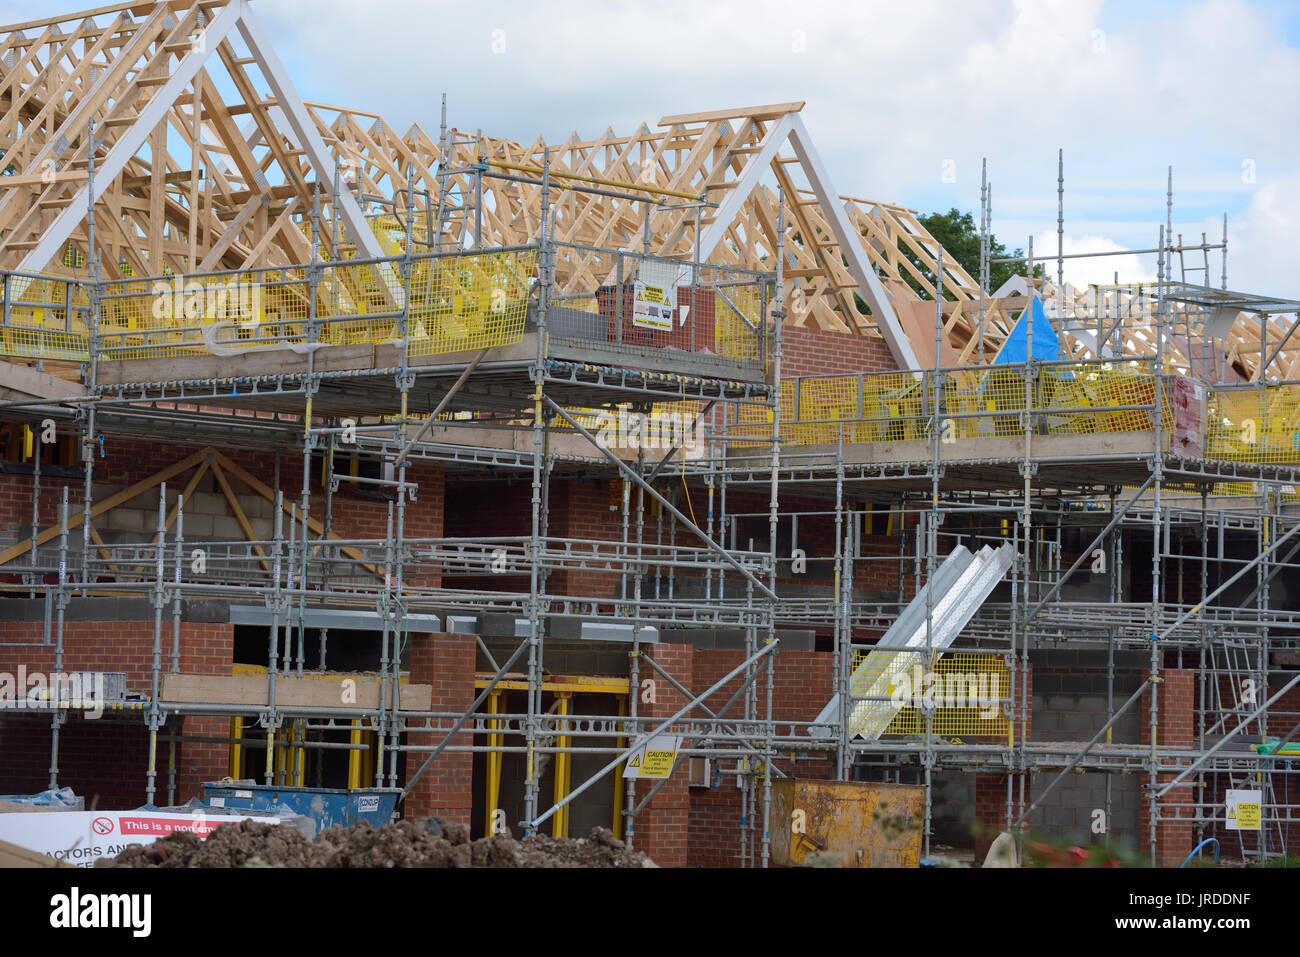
[622,734,682,779]
[1225,789,1262,830]
[0,809,282,867]
[632,282,674,331]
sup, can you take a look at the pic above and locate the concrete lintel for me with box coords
[228,604,440,633]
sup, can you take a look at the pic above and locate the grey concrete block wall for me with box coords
[210,515,246,540]
[480,638,629,677]
[0,469,283,552]
[1030,649,1144,746]
[182,513,215,538]
[103,506,150,533]
[190,491,230,516]
[1023,770,1141,847]
[1011,649,1146,847]
[931,771,975,847]
[1031,687,1142,744]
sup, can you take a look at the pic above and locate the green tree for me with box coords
[902,208,1044,300]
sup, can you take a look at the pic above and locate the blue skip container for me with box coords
[201,783,400,835]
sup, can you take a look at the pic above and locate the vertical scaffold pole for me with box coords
[978,161,988,365]
[761,192,785,867]
[1149,224,1167,860]
[146,484,166,805]
[50,488,70,791]
[523,149,552,834]
[80,120,99,598]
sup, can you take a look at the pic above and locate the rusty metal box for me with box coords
[770,778,924,868]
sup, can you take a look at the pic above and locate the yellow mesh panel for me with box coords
[751,361,1169,448]
[939,362,1169,440]
[406,249,536,358]
[95,249,536,362]
[1206,386,1300,466]
[713,284,766,362]
[99,271,308,361]
[849,649,1010,739]
[1,274,90,360]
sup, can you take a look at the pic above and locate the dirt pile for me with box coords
[96,818,657,868]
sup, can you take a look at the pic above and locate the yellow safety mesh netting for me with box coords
[731,361,1170,447]
[89,248,537,362]
[0,274,91,360]
[713,284,767,362]
[849,649,1010,739]
[98,270,311,361]
[549,401,706,445]
[298,213,434,257]
[405,248,536,358]
[2,242,770,365]
[1206,386,1300,466]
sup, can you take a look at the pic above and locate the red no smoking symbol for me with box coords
[92,817,114,835]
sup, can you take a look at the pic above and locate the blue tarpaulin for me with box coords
[993,295,1058,364]
[0,787,82,809]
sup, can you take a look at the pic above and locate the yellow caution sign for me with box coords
[639,748,676,778]
[622,735,682,779]
[1235,802,1261,829]
[1226,789,1262,830]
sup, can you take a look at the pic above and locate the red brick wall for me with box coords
[1139,669,1196,866]
[631,642,692,866]
[403,632,477,826]
[554,478,627,601]
[1258,678,1300,852]
[0,716,150,810]
[173,622,237,802]
[0,620,158,693]
[779,325,899,378]
[686,647,835,867]
[685,647,744,867]
[0,619,234,807]
[0,441,445,587]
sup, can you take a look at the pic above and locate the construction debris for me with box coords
[95,819,657,869]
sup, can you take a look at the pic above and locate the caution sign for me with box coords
[622,734,682,779]
[1225,789,1262,830]
[632,281,674,331]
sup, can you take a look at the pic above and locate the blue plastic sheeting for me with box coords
[994,295,1058,364]
[0,787,83,809]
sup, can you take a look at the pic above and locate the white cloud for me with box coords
[1030,232,1158,288]
[1204,173,1300,298]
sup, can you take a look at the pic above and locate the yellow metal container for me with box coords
[770,779,924,868]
